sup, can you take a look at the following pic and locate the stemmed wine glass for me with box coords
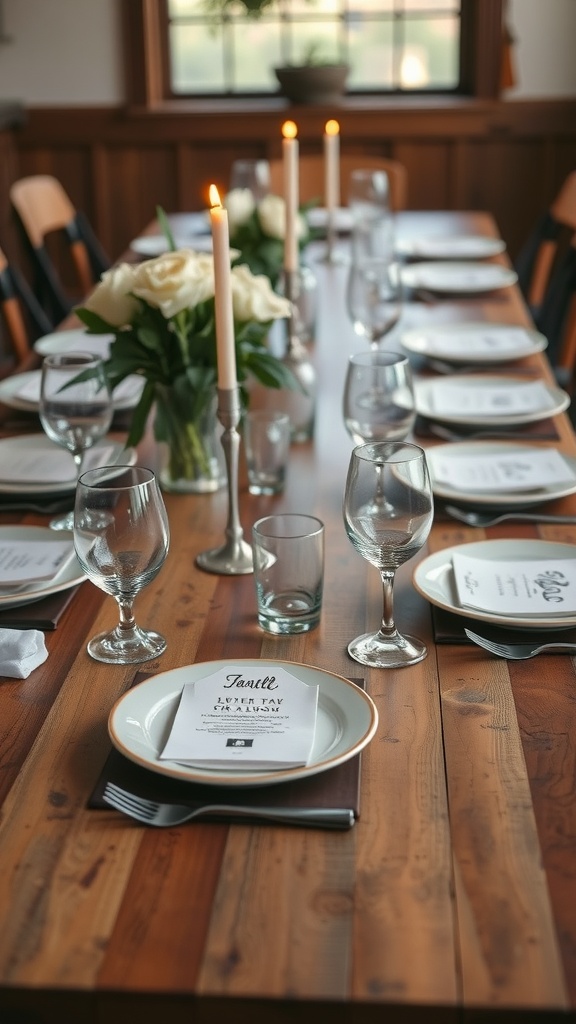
[343,441,433,668]
[343,350,416,445]
[229,158,270,201]
[39,352,113,531]
[348,169,395,259]
[346,255,402,350]
[74,465,170,664]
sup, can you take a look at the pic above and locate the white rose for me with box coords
[257,194,307,241]
[231,264,291,322]
[132,249,215,318]
[83,263,139,327]
[224,188,256,233]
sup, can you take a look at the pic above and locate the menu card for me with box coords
[432,447,574,493]
[0,540,75,586]
[426,326,536,358]
[428,380,555,417]
[0,445,117,484]
[16,374,142,404]
[452,551,576,616]
[160,664,319,770]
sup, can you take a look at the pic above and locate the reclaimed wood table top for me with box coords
[0,211,575,1024]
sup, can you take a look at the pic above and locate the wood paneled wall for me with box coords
[6,97,576,271]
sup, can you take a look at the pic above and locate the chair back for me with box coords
[268,154,408,211]
[0,245,53,375]
[536,238,576,390]
[10,174,110,324]
[515,169,576,311]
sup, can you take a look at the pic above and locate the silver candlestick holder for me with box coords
[320,210,347,265]
[195,386,254,575]
[281,269,317,443]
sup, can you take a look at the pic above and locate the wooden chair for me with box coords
[515,169,576,315]
[535,237,576,396]
[268,154,408,211]
[0,245,53,377]
[10,174,110,324]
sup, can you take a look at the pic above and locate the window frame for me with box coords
[121,0,504,107]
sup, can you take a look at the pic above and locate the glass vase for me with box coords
[156,387,226,494]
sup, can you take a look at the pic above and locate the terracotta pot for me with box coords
[274,64,349,105]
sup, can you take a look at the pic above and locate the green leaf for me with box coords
[156,206,177,251]
[125,381,155,448]
[75,307,115,333]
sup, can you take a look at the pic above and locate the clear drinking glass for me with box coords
[346,255,402,349]
[343,350,416,445]
[74,465,170,664]
[348,169,395,259]
[229,158,270,200]
[343,441,433,668]
[39,352,113,531]
[252,514,324,634]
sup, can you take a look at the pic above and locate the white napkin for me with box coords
[0,628,48,679]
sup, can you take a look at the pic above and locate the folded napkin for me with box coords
[89,672,364,829]
[0,627,48,678]
[413,414,560,442]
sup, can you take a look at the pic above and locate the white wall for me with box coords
[0,0,573,105]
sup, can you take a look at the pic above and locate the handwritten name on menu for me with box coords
[452,552,576,616]
[430,380,554,417]
[432,448,573,493]
[160,665,319,769]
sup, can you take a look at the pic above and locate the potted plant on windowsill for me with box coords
[274,43,350,105]
[204,0,349,104]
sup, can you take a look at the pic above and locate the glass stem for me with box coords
[73,450,85,481]
[378,569,399,639]
[117,598,137,634]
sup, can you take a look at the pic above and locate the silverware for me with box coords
[102,781,355,829]
[444,505,576,528]
[428,423,556,442]
[464,628,576,660]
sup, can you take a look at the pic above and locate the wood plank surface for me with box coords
[0,211,574,1022]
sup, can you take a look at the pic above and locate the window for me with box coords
[122,0,503,104]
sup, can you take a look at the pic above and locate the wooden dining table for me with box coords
[0,210,575,1024]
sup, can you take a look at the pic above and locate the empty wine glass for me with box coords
[343,350,416,445]
[346,255,402,349]
[74,465,170,664]
[39,352,113,531]
[343,441,433,668]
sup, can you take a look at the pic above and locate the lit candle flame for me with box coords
[209,183,222,208]
[282,120,298,140]
[325,119,340,136]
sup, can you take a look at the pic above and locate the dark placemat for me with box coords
[413,414,560,442]
[89,673,365,827]
[0,584,80,630]
[432,604,576,644]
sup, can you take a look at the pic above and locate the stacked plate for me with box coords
[109,661,379,788]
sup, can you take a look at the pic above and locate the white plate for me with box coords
[109,660,379,788]
[130,234,213,257]
[400,261,518,294]
[414,375,570,426]
[414,539,576,629]
[0,435,137,495]
[396,235,506,260]
[306,207,354,233]
[426,441,576,507]
[0,370,143,413]
[0,525,85,608]
[34,328,114,358]
[401,322,548,365]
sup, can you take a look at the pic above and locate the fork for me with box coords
[464,628,576,659]
[444,505,576,528]
[102,781,355,829]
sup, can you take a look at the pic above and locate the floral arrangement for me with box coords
[225,189,310,287]
[75,245,293,486]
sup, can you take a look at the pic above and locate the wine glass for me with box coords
[343,441,433,668]
[346,255,402,350]
[343,350,416,445]
[74,465,170,664]
[39,352,113,531]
